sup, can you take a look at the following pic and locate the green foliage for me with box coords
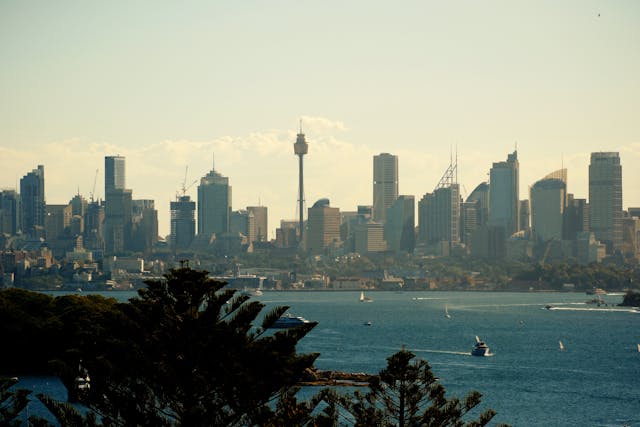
[620,289,640,307]
[0,377,30,426]
[334,348,502,427]
[58,267,320,426]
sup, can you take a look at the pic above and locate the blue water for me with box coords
[27,290,640,426]
[257,291,640,427]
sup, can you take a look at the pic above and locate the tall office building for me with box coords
[530,169,567,241]
[105,156,126,195]
[130,199,158,254]
[373,153,398,222]
[466,182,490,227]
[384,195,415,253]
[247,206,268,242]
[489,151,519,236]
[20,165,45,237]
[0,190,21,235]
[104,156,132,254]
[170,196,196,251]
[519,200,531,233]
[45,204,72,241]
[307,199,341,254]
[197,166,231,237]
[230,209,256,243]
[589,152,622,253]
[418,184,460,246]
[84,201,105,251]
[563,195,589,241]
[104,189,132,254]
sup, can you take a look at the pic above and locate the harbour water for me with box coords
[22,290,640,426]
[258,291,640,426]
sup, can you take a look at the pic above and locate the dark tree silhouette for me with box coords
[65,266,319,426]
[338,348,502,427]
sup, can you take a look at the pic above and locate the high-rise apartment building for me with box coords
[384,195,415,253]
[170,196,196,251]
[589,152,622,253]
[306,199,341,254]
[105,156,125,195]
[530,169,567,241]
[20,165,45,237]
[489,151,519,236]
[373,153,398,222]
[197,166,231,237]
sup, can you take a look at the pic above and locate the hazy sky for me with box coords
[1,1,639,238]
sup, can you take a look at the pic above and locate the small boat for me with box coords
[359,290,373,303]
[637,343,640,353]
[471,336,491,356]
[559,340,565,351]
[444,305,451,319]
[270,313,311,329]
[364,321,372,326]
[240,288,263,297]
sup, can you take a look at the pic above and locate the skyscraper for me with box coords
[170,196,196,251]
[247,206,268,242]
[131,199,158,254]
[307,198,341,254]
[489,151,519,236]
[530,169,567,241]
[197,165,231,237]
[384,195,415,253]
[589,152,622,253]
[105,156,125,195]
[104,156,132,254]
[0,190,21,235]
[20,165,45,237]
[418,184,460,246]
[373,153,398,222]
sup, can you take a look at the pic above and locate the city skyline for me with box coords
[1,2,639,237]
[1,145,636,240]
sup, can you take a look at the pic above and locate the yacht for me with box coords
[270,313,311,329]
[471,336,491,356]
[359,291,373,303]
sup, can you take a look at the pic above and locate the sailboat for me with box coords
[359,290,373,303]
[444,305,451,319]
[559,340,565,351]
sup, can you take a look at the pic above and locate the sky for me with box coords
[1,1,639,238]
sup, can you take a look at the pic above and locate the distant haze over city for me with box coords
[1,2,639,238]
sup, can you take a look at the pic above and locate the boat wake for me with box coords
[413,348,483,357]
[546,307,638,313]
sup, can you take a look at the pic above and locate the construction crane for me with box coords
[177,166,198,200]
[89,168,99,202]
